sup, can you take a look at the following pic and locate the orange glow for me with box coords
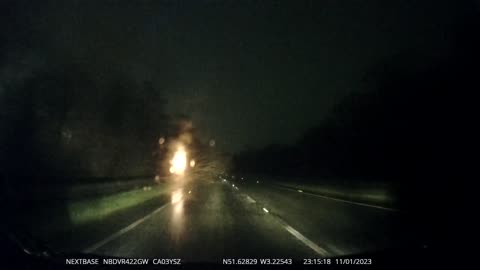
[170,146,187,175]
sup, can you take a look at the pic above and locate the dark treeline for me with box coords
[233,48,474,183]
[232,10,477,249]
[1,64,174,184]
[0,62,181,232]
[233,12,477,185]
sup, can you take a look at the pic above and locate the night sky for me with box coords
[1,0,472,152]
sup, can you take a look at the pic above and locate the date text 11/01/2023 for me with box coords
[222,259,292,265]
[304,258,373,265]
[222,258,373,265]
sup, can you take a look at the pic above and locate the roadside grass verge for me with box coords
[67,183,175,225]
[17,182,177,251]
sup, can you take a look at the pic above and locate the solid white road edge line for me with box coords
[283,224,330,257]
[83,202,171,253]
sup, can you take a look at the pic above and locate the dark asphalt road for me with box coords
[73,174,403,263]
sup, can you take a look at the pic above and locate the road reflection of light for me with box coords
[170,189,185,244]
[171,189,183,204]
[174,200,183,214]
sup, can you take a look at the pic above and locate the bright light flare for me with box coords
[170,146,187,175]
[190,159,196,167]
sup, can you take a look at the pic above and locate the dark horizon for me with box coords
[2,0,475,153]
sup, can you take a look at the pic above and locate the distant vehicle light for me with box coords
[170,146,187,175]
